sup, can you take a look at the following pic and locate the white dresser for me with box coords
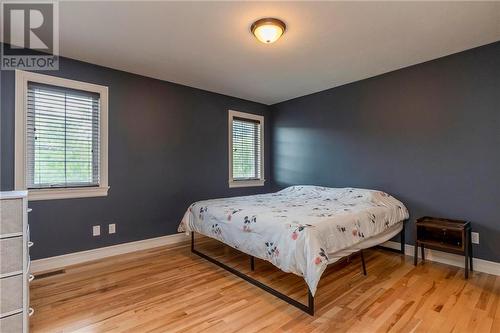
[1,191,32,333]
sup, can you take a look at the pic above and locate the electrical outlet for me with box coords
[108,223,116,234]
[92,225,101,236]
[471,232,479,244]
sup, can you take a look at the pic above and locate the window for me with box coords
[15,70,109,200]
[228,110,265,188]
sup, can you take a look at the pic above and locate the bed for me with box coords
[178,185,409,315]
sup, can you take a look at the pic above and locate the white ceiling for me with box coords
[29,2,500,104]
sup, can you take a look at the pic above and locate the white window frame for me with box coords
[14,70,109,201]
[228,110,265,188]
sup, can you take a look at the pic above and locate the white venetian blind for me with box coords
[26,82,100,189]
[232,117,262,180]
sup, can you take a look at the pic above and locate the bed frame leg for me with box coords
[308,288,315,315]
[400,222,406,255]
[250,256,255,271]
[191,232,194,252]
[360,250,367,276]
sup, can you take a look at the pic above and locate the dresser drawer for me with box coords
[0,237,23,275]
[0,274,23,315]
[0,199,23,236]
[0,312,23,332]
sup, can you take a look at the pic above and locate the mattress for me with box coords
[178,185,409,295]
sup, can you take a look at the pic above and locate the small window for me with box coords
[15,70,109,200]
[27,83,100,189]
[228,110,265,188]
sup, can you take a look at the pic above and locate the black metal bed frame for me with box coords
[190,222,405,316]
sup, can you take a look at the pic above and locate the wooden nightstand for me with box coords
[414,216,473,278]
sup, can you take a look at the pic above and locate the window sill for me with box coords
[27,186,109,201]
[228,179,265,188]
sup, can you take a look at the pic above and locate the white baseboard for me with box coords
[381,241,500,276]
[31,233,189,273]
[32,235,500,277]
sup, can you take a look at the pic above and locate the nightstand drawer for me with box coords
[0,275,23,315]
[417,225,463,250]
[0,199,23,236]
[0,237,23,275]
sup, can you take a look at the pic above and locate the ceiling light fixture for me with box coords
[251,18,286,44]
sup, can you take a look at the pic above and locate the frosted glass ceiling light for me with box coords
[251,18,286,44]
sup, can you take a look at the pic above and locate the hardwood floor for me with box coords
[31,237,500,332]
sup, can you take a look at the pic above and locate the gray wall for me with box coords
[1,52,271,259]
[271,42,500,262]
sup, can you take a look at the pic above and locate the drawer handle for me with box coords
[28,241,34,248]
[29,274,35,282]
[27,208,33,213]
[29,307,34,317]
[26,256,31,274]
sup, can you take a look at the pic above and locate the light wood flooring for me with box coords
[30,237,500,332]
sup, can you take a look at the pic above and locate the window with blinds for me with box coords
[229,111,264,187]
[232,117,262,180]
[26,82,100,189]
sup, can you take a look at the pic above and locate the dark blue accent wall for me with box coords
[271,42,500,262]
[3,42,499,262]
[1,51,271,259]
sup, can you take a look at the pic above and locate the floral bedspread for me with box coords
[178,186,408,295]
